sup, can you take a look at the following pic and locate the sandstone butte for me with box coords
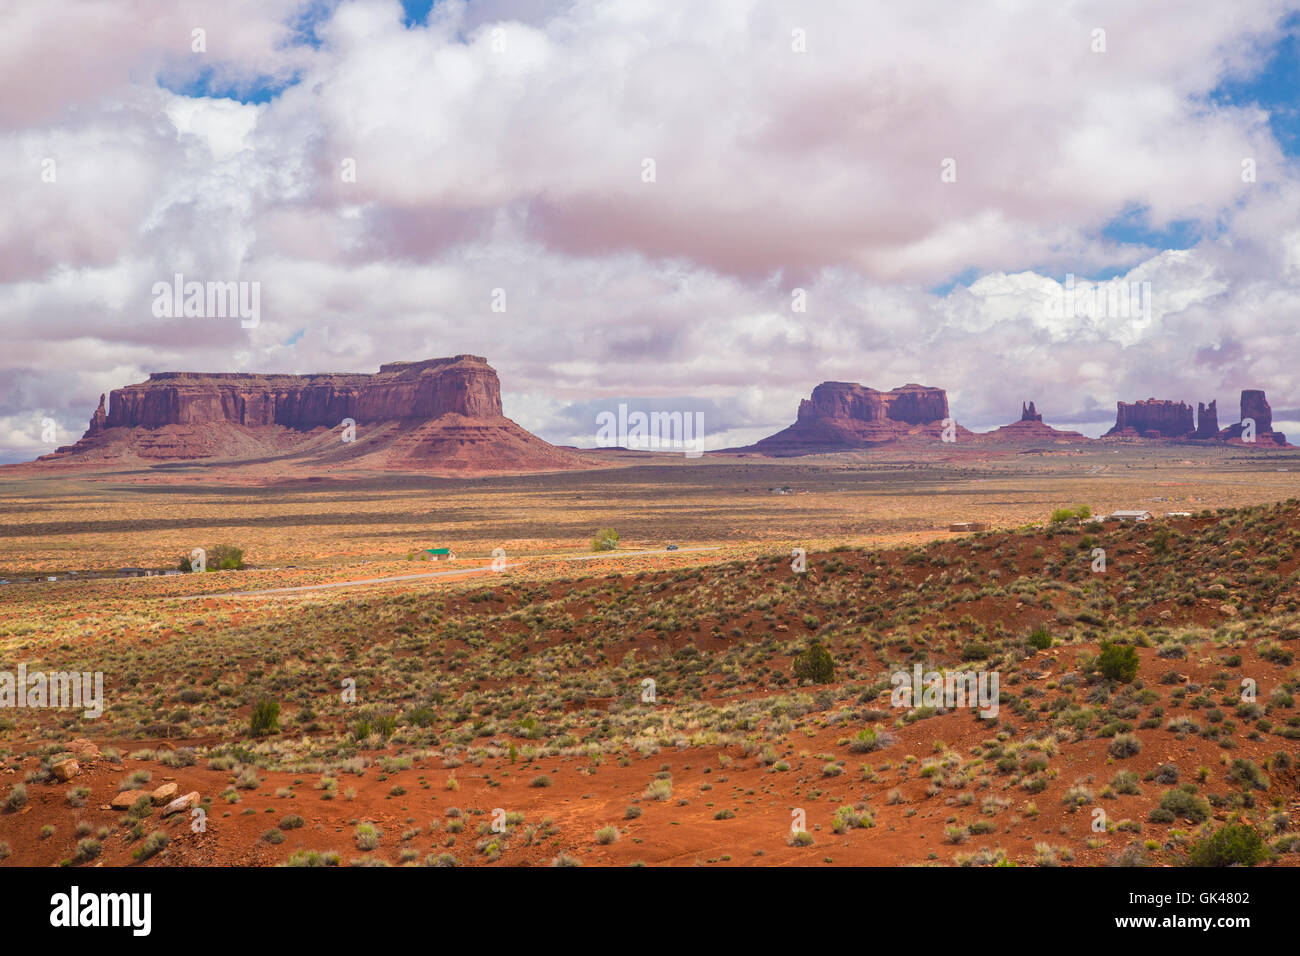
[15,361,1291,470]
[973,398,1089,444]
[1103,390,1287,446]
[732,381,1287,457]
[732,382,969,456]
[30,355,593,476]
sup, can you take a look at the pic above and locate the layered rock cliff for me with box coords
[1104,398,1195,438]
[1102,391,1287,445]
[740,382,961,455]
[99,355,501,429]
[39,355,591,474]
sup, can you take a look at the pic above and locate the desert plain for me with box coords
[1,442,1299,867]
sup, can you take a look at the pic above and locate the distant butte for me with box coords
[978,401,1088,444]
[1101,390,1288,446]
[732,381,970,455]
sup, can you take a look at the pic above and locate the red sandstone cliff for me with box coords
[99,355,501,429]
[1102,391,1287,445]
[1219,389,1287,446]
[36,355,592,475]
[738,382,963,455]
[1104,398,1195,439]
[1193,400,1219,439]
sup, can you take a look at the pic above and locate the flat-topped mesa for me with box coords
[33,353,594,475]
[103,354,501,430]
[1020,401,1042,423]
[796,382,949,425]
[739,381,957,456]
[1104,397,1195,439]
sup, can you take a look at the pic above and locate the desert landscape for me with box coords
[2,387,1299,868]
[10,4,1300,938]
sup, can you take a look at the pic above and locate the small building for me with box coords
[422,548,455,562]
[118,567,148,577]
[949,521,989,533]
[1108,510,1153,523]
[1164,511,1192,518]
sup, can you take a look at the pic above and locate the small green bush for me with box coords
[1097,641,1140,683]
[1027,627,1052,650]
[250,699,280,736]
[1185,824,1268,867]
[793,641,834,684]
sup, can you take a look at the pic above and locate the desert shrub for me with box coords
[283,849,339,867]
[250,699,280,736]
[355,823,380,850]
[1227,759,1268,791]
[1109,733,1142,758]
[594,825,619,845]
[1111,770,1141,795]
[793,641,835,684]
[591,528,620,552]
[1152,763,1179,784]
[848,727,884,753]
[1097,641,1140,683]
[235,767,261,790]
[1107,842,1150,867]
[1156,787,1211,824]
[1027,627,1052,650]
[1062,785,1094,808]
[5,783,27,811]
[133,831,170,861]
[1185,824,1268,867]
[280,814,306,830]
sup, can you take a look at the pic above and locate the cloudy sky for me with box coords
[4,0,1300,462]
